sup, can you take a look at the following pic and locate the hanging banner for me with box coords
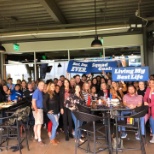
[90,61,117,73]
[67,61,91,74]
[112,67,149,81]
[67,60,117,74]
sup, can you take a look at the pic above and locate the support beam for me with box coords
[39,0,67,24]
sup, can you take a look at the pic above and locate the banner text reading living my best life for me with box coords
[112,67,149,81]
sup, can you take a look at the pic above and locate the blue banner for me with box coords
[67,60,117,74]
[90,61,117,73]
[67,61,91,74]
[112,67,149,81]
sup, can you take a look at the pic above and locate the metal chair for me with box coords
[0,113,29,154]
[4,106,30,154]
[76,104,91,113]
[73,111,112,154]
[114,106,148,154]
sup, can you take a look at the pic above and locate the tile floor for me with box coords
[0,129,154,154]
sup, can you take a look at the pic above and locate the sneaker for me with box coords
[135,135,140,140]
[79,138,84,143]
[121,133,127,139]
[150,137,154,143]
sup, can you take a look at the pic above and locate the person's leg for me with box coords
[62,108,69,140]
[149,116,154,143]
[71,112,78,139]
[33,125,38,140]
[37,124,42,142]
[32,111,38,140]
[150,116,154,134]
[120,110,132,138]
[140,117,145,135]
[37,109,44,143]
[48,121,52,138]
[47,114,58,140]
[67,109,73,136]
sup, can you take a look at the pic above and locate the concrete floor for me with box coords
[0,129,154,154]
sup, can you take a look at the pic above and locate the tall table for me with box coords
[91,104,132,154]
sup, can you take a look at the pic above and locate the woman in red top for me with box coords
[144,79,154,143]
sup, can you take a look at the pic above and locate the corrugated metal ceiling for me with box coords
[0,0,153,41]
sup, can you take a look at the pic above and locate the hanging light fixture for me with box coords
[91,0,102,47]
[58,63,62,67]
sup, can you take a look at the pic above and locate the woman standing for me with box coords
[43,82,60,145]
[144,79,154,143]
[66,85,85,142]
[21,80,27,93]
[60,79,73,141]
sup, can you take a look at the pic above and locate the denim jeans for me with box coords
[71,112,83,139]
[150,116,154,134]
[118,110,145,135]
[47,113,59,140]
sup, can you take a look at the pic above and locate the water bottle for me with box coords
[107,97,111,107]
[110,94,112,99]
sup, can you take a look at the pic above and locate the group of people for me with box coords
[0,72,154,146]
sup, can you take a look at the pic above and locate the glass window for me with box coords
[4,52,34,83]
[36,51,68,79]
[104,46,141,67]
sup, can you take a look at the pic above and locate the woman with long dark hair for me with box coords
[60,79,73,141]
[66,84,85,142]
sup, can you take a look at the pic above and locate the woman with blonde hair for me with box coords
[43,82,60,145]
[82,82,91,106]
[110,81,127,100]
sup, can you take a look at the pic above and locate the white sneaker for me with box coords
[150,137,154,143]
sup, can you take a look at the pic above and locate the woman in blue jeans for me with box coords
[66,84,85,142]
[43,82,60,145]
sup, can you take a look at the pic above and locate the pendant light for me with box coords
[91,0,102,47]
[58,63,62,67]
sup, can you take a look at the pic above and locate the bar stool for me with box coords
[73,110,111,154]
[114,106,148,154]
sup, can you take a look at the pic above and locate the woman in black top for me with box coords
[2,85,10,101]
[137,81,147,97]
[60,79,73,141]
[43,82,60,145]
[66,84,85,142]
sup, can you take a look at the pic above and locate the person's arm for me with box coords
[32,99,38,112]
[144,88,149,105]
[137,96,143,107]
[32,90,39,112]
[43,94,49,113]
[60,88,64,114]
